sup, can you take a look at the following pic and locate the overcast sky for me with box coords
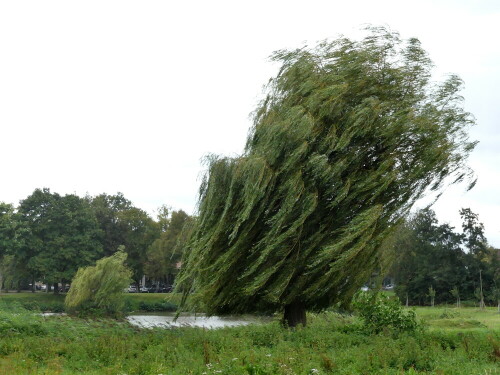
[1,0,499,246]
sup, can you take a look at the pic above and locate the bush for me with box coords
[65,251,132,317]
[353,292,420,334]
[137,301,177,312]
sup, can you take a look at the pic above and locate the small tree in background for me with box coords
[450,286,460,308]
[490,286,500,313]
[65,250,132,317]
[428,286,436,307]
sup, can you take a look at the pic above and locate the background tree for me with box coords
[90,193,160,285]
[16,189,103,292]
[450,286,460,308]
[65,250,132,316]
[0,203,13,289]
[144,210,193,286]
[391,208,497,306]
[428,286,436,307]
[156,204,171,233]
[90,193,133,256]
[117,207,160,285]
[177,28,476,326]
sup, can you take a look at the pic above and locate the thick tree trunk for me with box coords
[283,301,307,328]
[53,282,59,294]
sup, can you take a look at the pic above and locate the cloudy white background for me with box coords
[1,0,499,246]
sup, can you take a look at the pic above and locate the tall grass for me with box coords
[0,303,498,374]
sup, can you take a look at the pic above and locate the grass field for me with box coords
[0,294,498,374]
[416,306,499,331]
[0,291,181,313]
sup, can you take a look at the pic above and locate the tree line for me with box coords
[389,208,499,308]
[0,188,193,292]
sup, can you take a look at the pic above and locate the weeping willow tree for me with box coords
[65,250,132,316]
[177,28,476,327]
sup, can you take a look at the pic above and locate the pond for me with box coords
[126,313,270,329]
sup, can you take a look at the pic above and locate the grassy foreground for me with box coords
[0,301,498,375]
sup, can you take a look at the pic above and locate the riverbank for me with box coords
[0,291,181,313]
[0,302,498,374]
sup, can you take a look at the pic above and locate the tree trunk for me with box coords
[283,302,307,328]
[31,276,35,293]
[53,282,59,294]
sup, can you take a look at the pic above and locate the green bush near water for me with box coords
[65,251,132,317]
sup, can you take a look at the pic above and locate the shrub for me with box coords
[65,251,132,317]
[353,292,420,334]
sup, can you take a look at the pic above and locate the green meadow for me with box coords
[0,293,498,375]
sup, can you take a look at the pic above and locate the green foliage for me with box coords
[428,286,436,306]
[122,293,178,312]
[90,193,161,283]
[0,303,48,336]
[144,210,193,284]
[450,286,461,307]
[0,203,16,258]
[89,192,133,256]
[65,251,132,316]
[392,208,498,306]
[353,292,420,334]
[0,306,497,374]
[178,27,476,319]
[14,188,104,287]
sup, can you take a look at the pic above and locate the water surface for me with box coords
[126,313,268,329]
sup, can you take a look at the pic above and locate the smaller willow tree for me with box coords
[65,250,132,316]
[176,28,476,327]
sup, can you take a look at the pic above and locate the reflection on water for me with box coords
[41,312,66,316]
[126,313,267,329]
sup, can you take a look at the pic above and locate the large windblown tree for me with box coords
[177,28,476,326]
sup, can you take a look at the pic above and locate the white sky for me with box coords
[1,0,499,246]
